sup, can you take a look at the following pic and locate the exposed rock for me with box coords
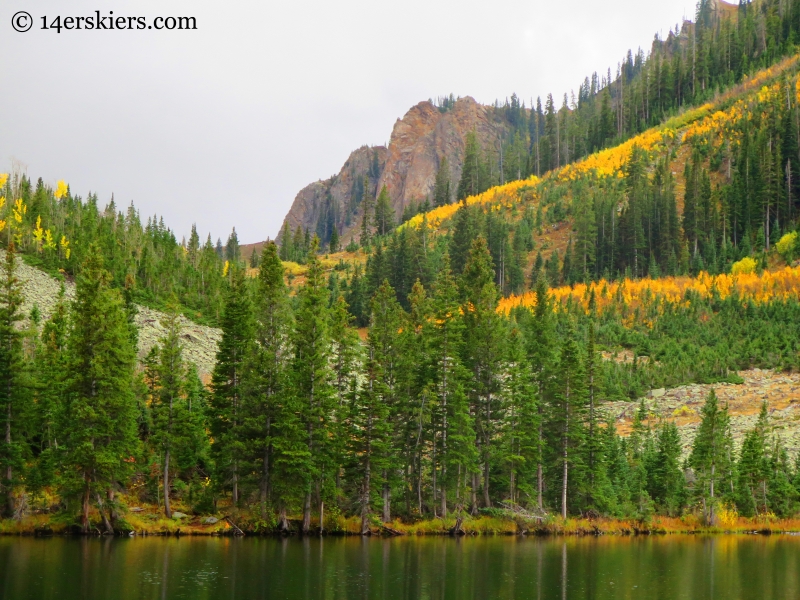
[171,512,188,520]
[277,97,513,246]
[5,251,220,377]
[607,369,800,460]
[201,516,219,524]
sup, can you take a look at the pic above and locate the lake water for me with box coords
[1,534,799,599]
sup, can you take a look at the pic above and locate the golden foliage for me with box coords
[54,180,68,200]
[731,256,758,275]
[403,176,540,230]
[0,174,7,189]
[717,503,739,529]
[498,267,800,317]
[776,231,797,259]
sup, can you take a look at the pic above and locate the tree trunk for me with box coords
[382,477,390,522]
[483,460,491,508]
[302,492,311,534]
[278,506,290,533]
[232,465,238,508]
[318,500,324,535]
[470,473,478,515]
[163,449,172,519]
[81,481,91,533]
[5,403,12,518]
[96,493,114,535]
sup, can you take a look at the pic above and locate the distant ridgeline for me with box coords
[0,174,247,326]
[278,0,800,255]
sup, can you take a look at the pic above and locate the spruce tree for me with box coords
[209,265,253,507]
[457,131,481,201]
[689,389,735,525]
[243,242,292,516]
[291,236,334,533]
[461,236,504,510]
[373,185,395,237]
[0,244,25,517]
[433,156,452,207]
[60,246,139,533]
[548,322,586,518]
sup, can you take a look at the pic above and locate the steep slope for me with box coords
[278,97,513,246]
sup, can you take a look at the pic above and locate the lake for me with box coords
[2,534,799,599]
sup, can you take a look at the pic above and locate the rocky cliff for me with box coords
[278,96,513,246]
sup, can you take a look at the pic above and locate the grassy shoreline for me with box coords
[3,510,800,538]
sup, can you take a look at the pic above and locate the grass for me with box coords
[5,501,800,537]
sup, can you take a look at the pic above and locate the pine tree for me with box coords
[547,322,586,518]
[209,265,253,507]
[433,156,452,207]
[243,242,292,516]
[329,227,340,253]
[652,422,685,515]
[461,236,504,510]
[0,244,25,517]
[736,402,769,516]
[360,177,374,247]
[374,185,395,237]
[428,254,475,515]
[60,246,139,533]
[689,389,735,525]
[151,303,187,518]
[457,131,482,201]
[30,284,68,493]
[291,236,334,533]
[279,221,293,261]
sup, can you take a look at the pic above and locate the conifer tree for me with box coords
[291,236,334,532]
[373,185,395,237]
[30,284,68,492]
[433,257,469,512]
[652,422,685,515]
[689,389,735,525]
[0,244,25,517]
[433,157,452,207]
[457,131,482,201]
[243,242,292,516]
[547,322,586,518]
[209,265,253,507]
[60,246,139,533]
[151,303,205,518]
[360,177,374,247]
[461,236,504,510]
[736,402,769,516]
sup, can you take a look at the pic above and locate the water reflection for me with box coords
[1,534,800,599]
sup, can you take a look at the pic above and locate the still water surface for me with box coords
[2,534,799,599]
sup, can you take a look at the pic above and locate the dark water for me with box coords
[2,534,800,599]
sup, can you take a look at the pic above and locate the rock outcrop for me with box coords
[607,369,800,460]
[5,251,221,377]
[278,97,513,245]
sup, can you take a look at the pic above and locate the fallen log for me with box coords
[224,516,245,536]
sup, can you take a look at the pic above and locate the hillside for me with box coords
[3,251,221,377]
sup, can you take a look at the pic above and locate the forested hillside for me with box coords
[4,0,800,535]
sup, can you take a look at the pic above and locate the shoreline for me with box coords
[4,513,800,538]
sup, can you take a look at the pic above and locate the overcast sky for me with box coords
[1,0,699,244]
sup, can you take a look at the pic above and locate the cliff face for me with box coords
[278,96,512,245]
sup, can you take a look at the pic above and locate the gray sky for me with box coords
[1,0,698,244]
